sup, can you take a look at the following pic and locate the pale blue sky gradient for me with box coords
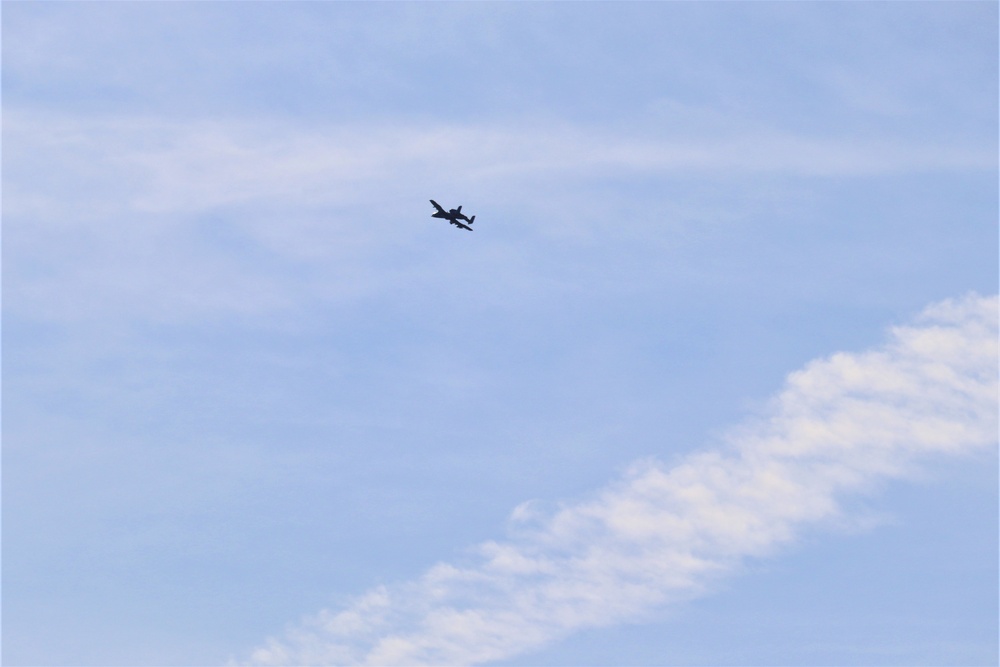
[3,3,997,665]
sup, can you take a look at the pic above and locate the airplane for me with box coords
[430,200,475,231]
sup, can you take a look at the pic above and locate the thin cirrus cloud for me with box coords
[8,110,992,331]
[5,110,994,222]
[244,292,998,666]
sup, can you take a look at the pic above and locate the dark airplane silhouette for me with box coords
[430,200,475,231]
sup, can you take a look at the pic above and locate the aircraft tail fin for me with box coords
[468,216,475,224]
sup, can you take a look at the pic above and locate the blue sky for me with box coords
[3,3,997,666]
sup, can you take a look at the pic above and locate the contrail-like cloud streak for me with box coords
[247,293,998,666]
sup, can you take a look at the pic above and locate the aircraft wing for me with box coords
[429,200,446,214]
[452,220,473,231]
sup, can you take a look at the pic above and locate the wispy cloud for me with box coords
[6,111,993,222]
[244,293,998,666]
[7,110,993,327]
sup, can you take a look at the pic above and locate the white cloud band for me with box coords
[247,293,998,666]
